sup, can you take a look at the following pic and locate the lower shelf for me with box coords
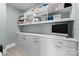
[18,18,74,26]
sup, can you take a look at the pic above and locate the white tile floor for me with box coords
[3,47,29,56]
[3,47,79,56]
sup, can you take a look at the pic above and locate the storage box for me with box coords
[33,5,48,14]
[48,3,58,12]
[48,3,64,12]
[57,3,64,10]
[53,14,61,20]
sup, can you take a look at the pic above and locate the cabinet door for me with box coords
[45,43,58,56]
[32,36,41,56]
[56,40,77,56]
[40,37,47,56]
[16,34,34,56]
[57,45,77,56]
[40,37,58,56]
[24,35,34,56]
[16,34,25,47]
[57,45,69,56]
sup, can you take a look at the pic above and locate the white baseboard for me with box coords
[6,43,16,50]
[3,49,7,54]
[3,42,16,54]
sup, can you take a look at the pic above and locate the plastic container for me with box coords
[33,5,48,14]
[48,3,58,12]
[48,3,64,12]
[53,14,61,20]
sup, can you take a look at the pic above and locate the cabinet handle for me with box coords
[57,42,63,44]
[33,36,39,39]
[23,37,25,40]
[58,46,60,48]
[23,38,26,40]
[55,46,60,48]
[55,46,58,47]
[34,41,39,43]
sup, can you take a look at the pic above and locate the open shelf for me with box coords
[18,6,73,26]
[34,6,72,17]
[18,18,74,26]
[48,6,72,15]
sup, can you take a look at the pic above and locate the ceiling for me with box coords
[7,3,42,11]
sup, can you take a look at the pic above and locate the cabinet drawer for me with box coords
[18,34,25,41]
[25,35,33,39]
[54,39,77,49]
[45,38,77,49]
[44,38,60,45]
[33,36,40,39]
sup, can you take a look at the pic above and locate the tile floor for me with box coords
[3,47,29,56]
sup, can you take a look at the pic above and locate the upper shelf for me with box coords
[18,18,74,26]
[48,6,72,15]
[34,6,72,17]
[18,6,73,26]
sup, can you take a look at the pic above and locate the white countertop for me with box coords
[16,32,78,42]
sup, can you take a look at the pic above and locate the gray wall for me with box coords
[0,3,6,47]
[6,5,21,46]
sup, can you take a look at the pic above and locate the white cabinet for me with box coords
[17,34,41,56]
[57,45,77,56]
[16,33,77,56]
[40,37,47,56]
[16,34,25,47]
[16,34,30,55]
[45,43,58,56]
[24,35,34,55]
[55,39,77,56]
[40,37,58,56]
[40,37,77,56]
[32,36,41,56]
[16,34,33,55]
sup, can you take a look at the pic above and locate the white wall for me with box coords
[0,3,6,47]
[6,5,21,46]
[73,4,79,40]
[72,3,79,52]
